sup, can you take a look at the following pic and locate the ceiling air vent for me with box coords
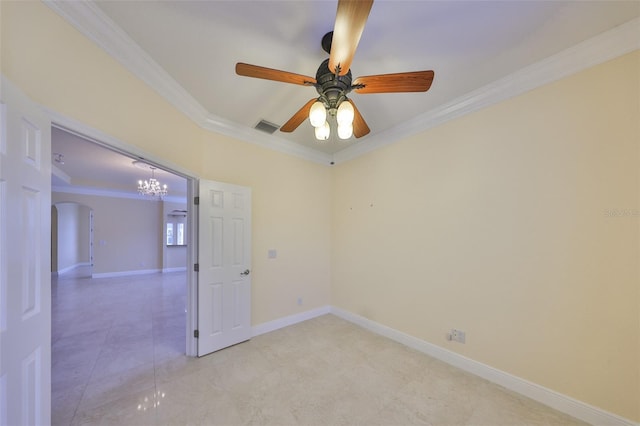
[254,120,280,135]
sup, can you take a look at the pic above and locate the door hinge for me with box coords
[194,196,200,205]
[194,330,199,338]
[194,263,199,272]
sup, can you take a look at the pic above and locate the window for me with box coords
[166,223,174,245]
[166,211,187,246]
[176,222,185,246]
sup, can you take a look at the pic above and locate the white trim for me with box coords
[91,268,161,279]
[42,0,210,125]
[56,262,91,275]
[47,109,198,182]
[200,116,333,166]
[51,164,70,185]
[42,0,332,166]
[162,267,187,273]
[48,109,189,203]
[333,18,640,164]
[43,0,639,165]
[330,307,638,426]
[185,179,198,357]
[252,305,331,337]
[52,184,186,204]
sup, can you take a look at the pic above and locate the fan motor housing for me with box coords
[315,59,353,109]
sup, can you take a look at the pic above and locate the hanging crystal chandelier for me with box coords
[134,161,168,199]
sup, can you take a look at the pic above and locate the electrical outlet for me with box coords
[297,297,303,306]
[449,328,466,343]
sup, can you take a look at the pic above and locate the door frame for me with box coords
[47,109,200,356]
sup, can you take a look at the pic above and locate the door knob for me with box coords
[240,269,251,276]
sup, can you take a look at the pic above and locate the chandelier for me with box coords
[134,161,168,199]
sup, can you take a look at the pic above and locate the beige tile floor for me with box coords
[52,270,587,426]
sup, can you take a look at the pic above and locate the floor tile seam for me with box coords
[66,378,91,426]
[79,321,118,402]
[52,316,112,425]
[151,300,161,426]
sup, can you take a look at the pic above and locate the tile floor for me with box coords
[52,270,587,426]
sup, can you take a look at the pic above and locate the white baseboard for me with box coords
[91,268,161,279]
[252,305,331,337]
[330,307,637,426]
[162,267,187,273]
[57,262,91,275]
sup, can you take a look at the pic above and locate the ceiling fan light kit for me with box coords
[315,121,331,141]
[309,94,355,140]
[236,0,434,143]
[309,101,327,128]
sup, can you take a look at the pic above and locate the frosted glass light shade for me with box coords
[337,123,353,139]
[336,101,354,125]
[309,101,326,128]
[315,121,330,140]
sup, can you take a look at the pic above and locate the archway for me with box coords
[52,201,93,278]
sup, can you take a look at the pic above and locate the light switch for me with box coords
[268,249,277,259]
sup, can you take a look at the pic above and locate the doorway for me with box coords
[49,123,199,422]
[51,202,93,278]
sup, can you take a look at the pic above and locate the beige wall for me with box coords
[3,0,638,421]
[52,193,163,275]
[332,51,639,421]
[2,1,332,325]
[52,202,92,273]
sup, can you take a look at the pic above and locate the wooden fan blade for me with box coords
[236,63,316,86]
[349,99,370,138]
[280,99,317,133]
[328,0,374,76]
[353,70,434,94]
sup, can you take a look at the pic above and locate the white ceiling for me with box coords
[50,1,639,193]
[92,0,639,155]
[52,127,188,199]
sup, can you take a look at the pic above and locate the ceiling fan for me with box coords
[236,0,434,141]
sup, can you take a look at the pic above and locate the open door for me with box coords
[0,76,52,425]
[197,180,251,356]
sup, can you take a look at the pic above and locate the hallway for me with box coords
[51,271,186,425]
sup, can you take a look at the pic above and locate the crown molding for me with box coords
[52,184,187,203]
[43,0,332,166]
[333,17,640,164]
[44,1,638,166]
[200,114,333,165]
[51,164,71,184]
[42,0,210,124]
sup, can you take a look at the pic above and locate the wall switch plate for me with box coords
[268,249,277,259]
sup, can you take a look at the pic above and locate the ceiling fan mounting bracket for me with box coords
[315,59,353,109]
[321,31,333,55]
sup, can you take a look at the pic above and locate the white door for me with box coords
[0,77,52,425]
[197,180,251,356]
